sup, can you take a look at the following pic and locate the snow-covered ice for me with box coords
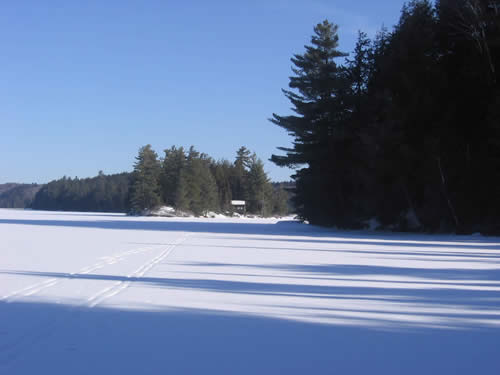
[1,209,499,374]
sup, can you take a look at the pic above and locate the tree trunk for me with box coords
[437,157,460,229]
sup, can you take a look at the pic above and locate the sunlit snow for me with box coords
[1,209,499,374]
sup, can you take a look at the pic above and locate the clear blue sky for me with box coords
[1,0,409,183]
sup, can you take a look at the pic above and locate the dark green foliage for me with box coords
[174,169,190,212]
[235,146,252,170]
[232,146,251,201]
[131,144,282,217]
[183,147,219,215]
[31,173,131,212]
[271,2,500,233]
[271,20,368,227]
[130,145,161,212]
[212,160,234,212]
[0,183,41,208]
[160,146,185,207]
[24,145,286,216]
[247,155,272,216]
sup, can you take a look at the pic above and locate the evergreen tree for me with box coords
[130,145,161,212]
[232,146,251,201]
[235,146,252,170]
[369,0,443,230]
[174,169,189,212]
[160,146,186,206]
[271,20,364,226]
[184,147,203,214]
[247,154,272,215]
[198,159,219,214]
[212,160,233,212]
[180,147,219,215]
[269,2,500,232]
[346,31,372,108]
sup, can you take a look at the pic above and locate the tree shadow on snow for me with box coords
[0,218,317,236]
[1,217,500,252]
[3,266,500,311]
[0,300,499,375]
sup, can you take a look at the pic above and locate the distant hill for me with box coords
[0,183,42,208]
[0,183,21,195]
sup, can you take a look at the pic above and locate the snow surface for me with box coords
[1,209,499,374]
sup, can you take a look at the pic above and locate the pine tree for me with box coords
[235,146,252,170]
[174,169,189,212]
[160,146,186,206]
[130,145,161,213]
[212,160,233,212]
[179,147,219,216]
[247,154,272,216]
[370,0,450,230]
[198,158,219,214]
[270,20,357,226]
[232,146,251,201]
[267,3,500,233]
[346,31,372,108]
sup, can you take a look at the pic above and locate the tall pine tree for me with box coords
[247,154,272,215]
[271,20,363,226]
[160,146,186,206]
[130,145,161,213]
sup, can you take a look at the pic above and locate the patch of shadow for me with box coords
[0,300,498,375]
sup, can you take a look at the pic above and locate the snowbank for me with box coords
[146,206,291,220]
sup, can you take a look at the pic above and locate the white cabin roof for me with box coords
[231,200,245,206]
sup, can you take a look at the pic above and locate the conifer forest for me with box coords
[25,146,290,217]
[271,0,500,234]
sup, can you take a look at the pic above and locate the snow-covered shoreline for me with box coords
[143,205,296,221]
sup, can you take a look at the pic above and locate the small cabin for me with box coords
[231,200,246,214]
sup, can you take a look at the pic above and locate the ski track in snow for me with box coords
[0,231,189,370]
[86,233,188,308]
[1,246,157,302]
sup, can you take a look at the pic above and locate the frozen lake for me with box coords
[1,209,499,374]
